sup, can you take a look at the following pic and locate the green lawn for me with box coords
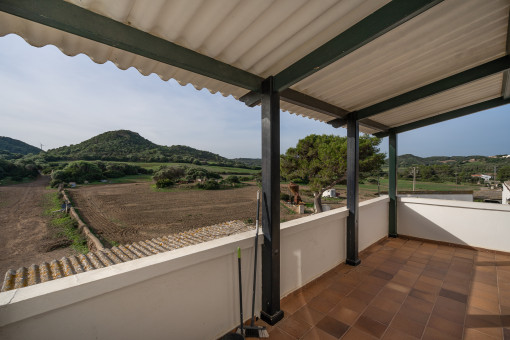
[125,162,260,174]
[335,179,482,193]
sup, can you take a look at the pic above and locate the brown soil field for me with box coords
[68,183,290,246]
[0,176,77,279]
[68,181,378,247]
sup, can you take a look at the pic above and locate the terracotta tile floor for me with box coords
[250,237,510,340]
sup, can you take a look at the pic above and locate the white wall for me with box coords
[359,196,389,250]
[398,193,473,202]
[279,196,389,297]
[503,182,510,205]
[0,233,261,340]
[0,197,390,340]
[398,197,510,252]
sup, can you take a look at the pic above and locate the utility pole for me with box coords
[412,167,416,191]
[40,143,44,151]
[377,172,381,196]
[454,172,458,185]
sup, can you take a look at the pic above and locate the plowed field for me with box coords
[68,182,307,246]
[0,176,77,278]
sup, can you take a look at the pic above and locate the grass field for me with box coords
[335,178,482,193]
[125,162,260,174]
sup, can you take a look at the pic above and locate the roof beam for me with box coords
[328,116,389,132]
[241,89,387,132]
[374,97,510,138]
[357,56,510,120]
[240,89,349,119]
[359,119,390,132]
[272,0,443,92]
[0,0,263,91]
[280,89,348,118]
[503,70,510,99]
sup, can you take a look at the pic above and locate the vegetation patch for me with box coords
[44,191,88,254]
[0,157,40,183]
[49,160,151,187]
[153,165,247,190]
[280,202,297,215]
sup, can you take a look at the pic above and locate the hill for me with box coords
[394,154,510,167]
[0,136,41,155]
[231,158,261,167]
[43,130,231,164]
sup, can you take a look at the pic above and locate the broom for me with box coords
[244,191,269,338]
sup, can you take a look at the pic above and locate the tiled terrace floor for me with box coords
[250,237,510,340]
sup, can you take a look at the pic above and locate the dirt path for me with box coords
[0,176,77,279]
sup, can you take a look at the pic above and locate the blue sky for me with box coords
[0,34,509,159]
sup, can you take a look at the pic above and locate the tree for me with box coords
[497,166,510,182]
[281,134,385,212]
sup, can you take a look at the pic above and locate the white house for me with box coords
[471,174,492,182]
[322,189,336,198]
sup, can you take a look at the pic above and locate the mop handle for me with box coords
[237,247,243,334]
[250,190,260,326]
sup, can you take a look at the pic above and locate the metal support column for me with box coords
[389,130,398,237]
[346,115,361,266]
[260,76,284,325]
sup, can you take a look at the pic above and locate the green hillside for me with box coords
[0,136,41,155]
[393,154,510,167]
[43,130,234,164]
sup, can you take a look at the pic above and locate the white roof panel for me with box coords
[370,73,504,127]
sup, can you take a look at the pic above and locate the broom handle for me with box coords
[250,190,260,326]
[238,247,243,334]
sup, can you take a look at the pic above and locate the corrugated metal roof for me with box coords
[293,0,509,110]
[370,73,504,127]
[0,0,508,132]
[1,220,253,292]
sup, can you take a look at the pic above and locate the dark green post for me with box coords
[388,130,398,237]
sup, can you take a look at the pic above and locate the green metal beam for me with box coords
[388,131,397,238]
[0,0,263,91]
[273,0,443,92]
[375,97,510,138]
[240,88,349,119]
[502,70,510,99]
[357,56,510,120]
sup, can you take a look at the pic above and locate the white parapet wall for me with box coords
[280,196,388,297]
[398,197,510,252]
[397,191,473,202]
[0,196,389,340]
[503,181,510,205]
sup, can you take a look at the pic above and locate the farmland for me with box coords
[67,181,303,246]
[0,170,496,288]
[0,177,78,279]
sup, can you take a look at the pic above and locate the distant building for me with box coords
[322,189,336,198]
[503,182,510,205]
[471,174,492,182]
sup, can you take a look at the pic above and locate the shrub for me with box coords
[156,178,174,188]
[62,161,103,183]
[280,193,290,201]
[153,166,186,182]
[367,178,378,184]
[225,175,240,184]
[197,179,220,190]
[185,167,220,181]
